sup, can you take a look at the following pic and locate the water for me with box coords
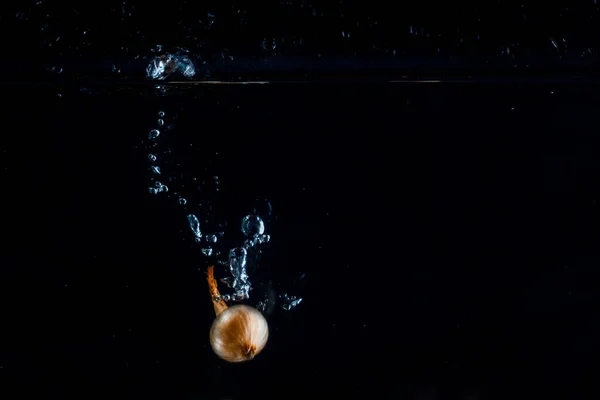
[2,80,599,398]
[3,3,600,398]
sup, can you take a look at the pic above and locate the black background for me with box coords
[2,82,599,399]
[1,1,600,399]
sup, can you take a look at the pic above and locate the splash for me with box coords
[146,53,196,81]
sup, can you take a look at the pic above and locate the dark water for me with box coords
[1,82,599,399]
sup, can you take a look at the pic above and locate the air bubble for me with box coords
[241,215,265,237]
[256,301,267,312]
[148,154,157,162]
[258,234,270,244]
[280,293,302,310]
[151,166,161,174]
[205,234,217,243]
[228,247,250,300]
[178,197,187,205]
[201,247,213,256]
[187,214,202,238]
[152,181,169,193]
[148,129,160,140]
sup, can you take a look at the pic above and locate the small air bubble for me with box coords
[258,234,270,244]
[205,234,217,243]
[148,129,160,140]
[280,293,303,310]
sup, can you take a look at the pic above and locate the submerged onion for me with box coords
[209,304,269,362]
[206,266,269,363]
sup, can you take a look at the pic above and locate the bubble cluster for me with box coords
[241,214,270,247]
[146,53,196,81]
[148,181,168,194]
[142,107,302,312]
[228,247,251,300]
[14,1,600,86]
[147,111,170,196]
[279,293,303,311]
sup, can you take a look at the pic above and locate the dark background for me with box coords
[2,81,599,399]
[1,1,600,399]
